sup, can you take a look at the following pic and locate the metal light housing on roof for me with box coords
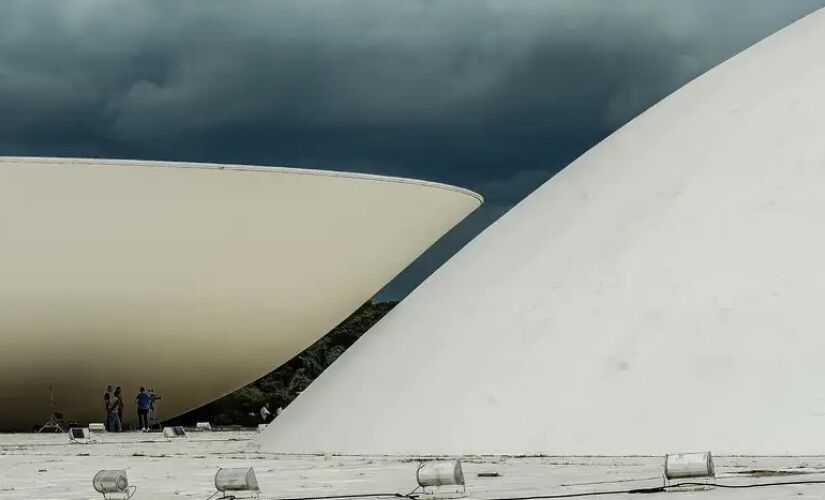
[415,459,466,497]
[664,452,715,488]
[215,467,259,497]
[93,469,135,499]
[69,427,91,444]
[163,426,186,438]
[196,422,212,431]
[417,459,465,488]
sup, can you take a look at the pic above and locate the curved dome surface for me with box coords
[0,157,481,429]
[258,8,825,456]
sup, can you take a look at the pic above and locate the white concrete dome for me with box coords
[258,7,825,455]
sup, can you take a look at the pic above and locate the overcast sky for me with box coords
[2,1,824,299]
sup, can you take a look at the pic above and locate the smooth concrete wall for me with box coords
[0,157,481,429]
[257,7,825,455]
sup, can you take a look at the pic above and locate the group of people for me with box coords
[103,385,160,432]
[259,402,283,423]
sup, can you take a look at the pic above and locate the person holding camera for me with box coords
[135,387,151,431]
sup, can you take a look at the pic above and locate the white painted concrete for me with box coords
[258,7,825,455]
[0,157,481,430]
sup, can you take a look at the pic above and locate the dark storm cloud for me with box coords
[2,0,823,297]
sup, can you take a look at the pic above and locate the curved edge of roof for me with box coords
[0,156,483,205]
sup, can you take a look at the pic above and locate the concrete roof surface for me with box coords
[2,431,825,499]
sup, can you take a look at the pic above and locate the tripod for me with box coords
[37,386,67,433]
[148,391,163,430]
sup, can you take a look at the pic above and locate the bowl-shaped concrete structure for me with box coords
[0,157,481,429]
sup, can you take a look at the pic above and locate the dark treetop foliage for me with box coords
[170,300,397,427]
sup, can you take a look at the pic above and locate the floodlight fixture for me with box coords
[663,452,715,488]
[196,422,212,431]
[163,426,187,438]
[214,467,260,498]
[93,469,135,499]
[415,459,466,497]
[88,423,106,432]
[69,427,92,444]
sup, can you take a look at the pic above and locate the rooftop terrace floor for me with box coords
[2,431,825,499]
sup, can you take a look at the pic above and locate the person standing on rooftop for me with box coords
[260,403,272,422]
[107,387,122,432]
[103,385,113,431]
[115,386,123,427]
[135,387,151,431]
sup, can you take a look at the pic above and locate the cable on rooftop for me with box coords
[263,477,825,500]
[272,493,407,500]
[478,478,825,500]
[670,479,825,489]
